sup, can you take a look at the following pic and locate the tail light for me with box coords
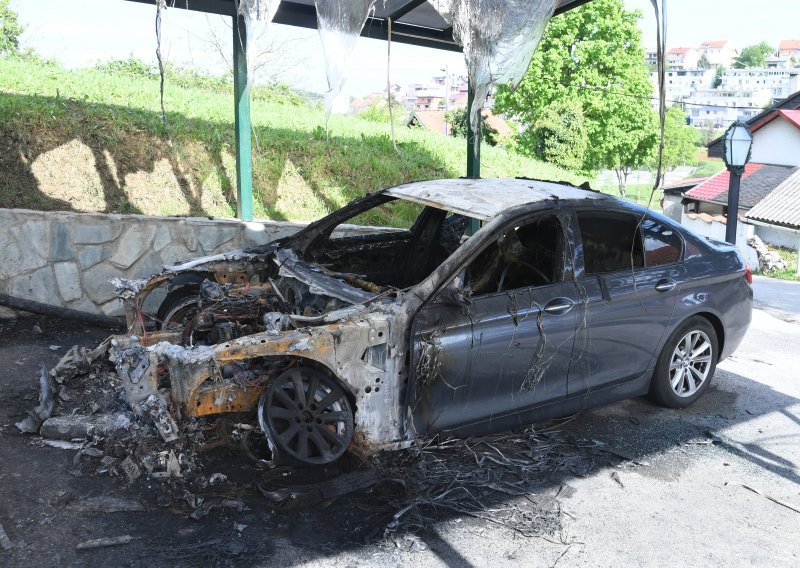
[745,263,753,285]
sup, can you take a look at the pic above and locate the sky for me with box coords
[9,0,800,98]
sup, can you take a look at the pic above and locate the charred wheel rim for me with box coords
[669,330,713,397]
[260,368,354,465]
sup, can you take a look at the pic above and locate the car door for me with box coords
[568,210,685,396]
[408,212,581,436]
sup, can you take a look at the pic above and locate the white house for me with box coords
[650,69,715,106]
[699,40,737,68]
[674,108,800,259]
[666,47,700,70]
[778,40,800,61]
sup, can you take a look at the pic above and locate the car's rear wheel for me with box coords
[649,316,718,408]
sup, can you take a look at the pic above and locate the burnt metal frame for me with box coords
[122,0,594,221]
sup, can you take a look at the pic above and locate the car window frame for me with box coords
[571,208,647,278]
[432,210,575,303]
[640,215,686,268]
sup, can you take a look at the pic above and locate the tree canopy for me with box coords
[0,0,23,55]
[494,0,657,196]
[649,106,698,170]
[733,42,774,69]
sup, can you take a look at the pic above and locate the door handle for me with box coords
[655,279,677,292]
[544,298,574,315]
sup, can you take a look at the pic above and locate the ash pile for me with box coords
[14,336,623,539]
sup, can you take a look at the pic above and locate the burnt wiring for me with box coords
[376,426,625,539]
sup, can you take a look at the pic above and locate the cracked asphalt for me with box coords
[1,299,798,567]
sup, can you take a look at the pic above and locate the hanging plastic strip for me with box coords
[235,0,282,91]
[315,0,377,136]
[431,0,558,149]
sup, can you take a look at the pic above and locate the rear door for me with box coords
[569,211,685,395]
[409,212,581,435]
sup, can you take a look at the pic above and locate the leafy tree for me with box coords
[697,53,712,69]
[0,0,23,55]
[495,0,657,197]
[525,99,588,172]
[648,106,698,170]
[733,42,774,69]
[713,65,725,88]
[444,107,499,146]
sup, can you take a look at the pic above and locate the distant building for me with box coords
[720,68,800,101]
[650,68,715,105]
[685,88,772,128]
[667,47,700,70]
[699,40,737,68]
[778,39,800,60]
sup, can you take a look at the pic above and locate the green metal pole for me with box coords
[233,15,254,221]
[466,86,481,234]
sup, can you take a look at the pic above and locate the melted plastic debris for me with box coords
[432,0,557,144]
[315,0,377,126]
[236,0,282,91]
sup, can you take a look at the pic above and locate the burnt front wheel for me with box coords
[259,368,354,465]
[649,316,718,409]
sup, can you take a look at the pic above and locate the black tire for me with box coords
[649,316,719,409]
[156,286,200,329]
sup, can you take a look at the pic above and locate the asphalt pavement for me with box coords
[752,275,800,322]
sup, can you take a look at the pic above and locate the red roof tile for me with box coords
[701,40,728,49]
[685,163,765,202]
[779,40,800,51]
[667,47,693,55]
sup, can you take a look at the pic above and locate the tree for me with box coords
[0,0,23,55]
[733,42,774,69]
[494,0,657,198]
[697,53,712,69]
[649,106,699,170]
[713,65,725,88]
[526,100,588,172]
[444,107,499,146]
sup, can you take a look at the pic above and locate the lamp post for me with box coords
[721,121,753,245]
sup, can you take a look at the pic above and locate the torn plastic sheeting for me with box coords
[236,0,282,91]
[315,0,377,124]
[431,0,557,144]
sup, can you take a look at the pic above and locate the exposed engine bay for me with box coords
[109,195,471,466]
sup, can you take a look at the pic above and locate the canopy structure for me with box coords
[125,0,594,220]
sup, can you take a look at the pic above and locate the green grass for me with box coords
[0,55,583,226]
[759,247,800,281]
[692,150,724,178]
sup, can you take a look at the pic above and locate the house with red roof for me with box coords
[678,107,800,258]
[666,47,700,70]
[699,40,737,68]
[778,40,800,60]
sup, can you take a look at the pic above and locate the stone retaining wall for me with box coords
[0,209,361,318]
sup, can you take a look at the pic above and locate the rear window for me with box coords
[642,217,683,266]
[577,212,643,274]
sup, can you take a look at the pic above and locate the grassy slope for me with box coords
[0,57,582,226]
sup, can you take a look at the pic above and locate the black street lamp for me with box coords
[721,121,753,244]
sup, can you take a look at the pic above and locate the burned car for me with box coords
[112,178,753,466]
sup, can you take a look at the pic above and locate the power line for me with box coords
[573,83,775,111]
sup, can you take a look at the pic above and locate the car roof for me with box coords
[384,178,609,221]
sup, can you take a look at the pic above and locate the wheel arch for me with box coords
[693,311,725,356]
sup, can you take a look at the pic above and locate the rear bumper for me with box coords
[719,281,753,361]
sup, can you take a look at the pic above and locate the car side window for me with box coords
[642,217,683,266]
[577,212,644,274]
[465,215,565,295]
